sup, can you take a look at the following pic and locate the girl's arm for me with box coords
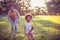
[24,25,26,35]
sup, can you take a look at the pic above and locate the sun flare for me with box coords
[30,0,46,9]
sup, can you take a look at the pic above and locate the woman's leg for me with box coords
[11,20,16,37]
[15,19,19,33]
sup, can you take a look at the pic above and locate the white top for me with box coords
[25,22,33,34]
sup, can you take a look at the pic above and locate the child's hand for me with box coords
[18,21,20,24]
[18,20,20,24]
[28,31,31,35]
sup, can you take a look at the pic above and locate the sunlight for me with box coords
[0,22,6,24]
[30,0,46,9]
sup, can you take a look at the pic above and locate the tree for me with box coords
[46,0,60,15]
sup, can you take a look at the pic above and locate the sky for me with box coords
[30,0,46,9]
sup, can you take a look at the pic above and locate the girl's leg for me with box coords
[30,33,34,40]
[27,34,31,40]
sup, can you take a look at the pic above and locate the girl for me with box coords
[24,14,34,40]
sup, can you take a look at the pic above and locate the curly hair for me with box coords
[25,14,32,20]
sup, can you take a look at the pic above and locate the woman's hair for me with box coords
[25,14,32,20]
[9,4,14,8]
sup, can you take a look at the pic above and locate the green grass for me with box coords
[0,15,60,40]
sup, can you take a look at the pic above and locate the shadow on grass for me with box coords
[33,20,60,30]
[0,25,26,40]
[33,20,60,40]
[0,17,26,40]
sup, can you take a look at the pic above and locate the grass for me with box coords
[0,15,60,40]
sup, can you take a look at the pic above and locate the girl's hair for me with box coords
[25,14,32,20]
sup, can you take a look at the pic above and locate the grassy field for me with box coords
[0,15,60,40]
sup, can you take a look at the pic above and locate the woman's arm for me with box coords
[16,9,20,24]
[16,9,20,19]
[7,10,10,21]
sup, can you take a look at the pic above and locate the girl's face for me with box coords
[26,16,32,22]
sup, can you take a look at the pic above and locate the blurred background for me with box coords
[0,0,60,15]
[0,0,60,40]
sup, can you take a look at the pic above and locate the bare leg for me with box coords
[30,33,34,40]
[27,34,31,40]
